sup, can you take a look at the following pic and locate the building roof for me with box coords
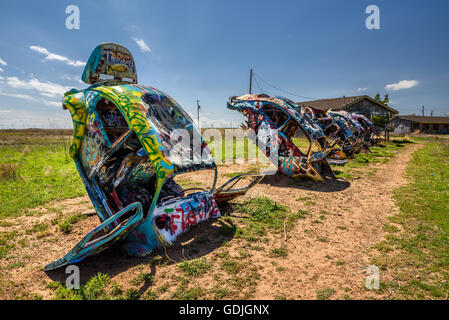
[391,115,449,124]
[297,95,399,115]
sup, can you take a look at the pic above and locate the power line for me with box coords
[253,74,264,93]
[253,71,316,100]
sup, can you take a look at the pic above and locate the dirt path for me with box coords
[0,143,422,300]
[248,143,422,299]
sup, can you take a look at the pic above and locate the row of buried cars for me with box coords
[44,43,380,270]
[227,93,381,182]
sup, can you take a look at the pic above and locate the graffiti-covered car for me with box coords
[351,113,380,147]
[227,94,335,182]
[44,43,262,271]
[305,107,354,161]
[328,111,366,154]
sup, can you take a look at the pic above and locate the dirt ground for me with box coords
[0,142,422,300]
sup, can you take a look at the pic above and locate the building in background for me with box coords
[297,95,399,120]
[388,115,449,135]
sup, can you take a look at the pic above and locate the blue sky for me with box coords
[0,0,448,128]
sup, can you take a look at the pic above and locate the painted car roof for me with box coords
[63,84,215,180]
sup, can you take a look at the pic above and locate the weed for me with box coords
[270,246,288,258]
[178,258,211,277]
[82,273,111,300]
[25,223,48,235]
[316,287,336,300]
[212,286,229,299]
[221,259,243,275]
[382,224,399,233]
[144,289,158,300]
[125,288,141,300]
[131,272,154,286]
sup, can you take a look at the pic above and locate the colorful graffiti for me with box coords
[45,43,262,271]
[304,106,380,160]
[227,94,335,182]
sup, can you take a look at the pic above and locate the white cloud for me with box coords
[357,87,368,92]
[0,58,6,66]
[42,100,62,107]
[385,80,419,91]
[0,90,61,109]
[133,38,151,53]
[0,91,34,100]
[29,46,49,55]
[6,76,70,98]
[30,45,86,67]
[61,74,78,81]
[0,68,4,73]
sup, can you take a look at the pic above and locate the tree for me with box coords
[374,93,381,101]
[382,94,389,105]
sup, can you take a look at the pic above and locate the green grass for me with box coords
[0,141,85,219]
[372,140,449,299]
[270,245,288,258]
[49,273,111,300]
[316,287,336,300]
[171,277,205,300]
[222,165,260,178]
[58,214,87,234]
[47,272,149,300]
[131,271,154,286]
[232,197,302,242]
[212,286,229,299]
[221,259,243,275]
[178,258,211,277]
[208,136,259,164]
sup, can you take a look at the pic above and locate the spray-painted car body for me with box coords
[351,113,379,146]
[328,111,367,154]
[227,94,335,182]
[44,43,262,271]
[305,107,354,160]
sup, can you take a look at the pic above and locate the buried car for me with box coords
[227,94,335,182]
[328,111,366,155]
[351,113,380,147]
[44,43,262,271]
[304,107,354,161]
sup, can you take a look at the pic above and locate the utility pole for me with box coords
[421,105,425,116]
[431,110,433,117]
[249,69,253,94]
[196,100,201,130]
